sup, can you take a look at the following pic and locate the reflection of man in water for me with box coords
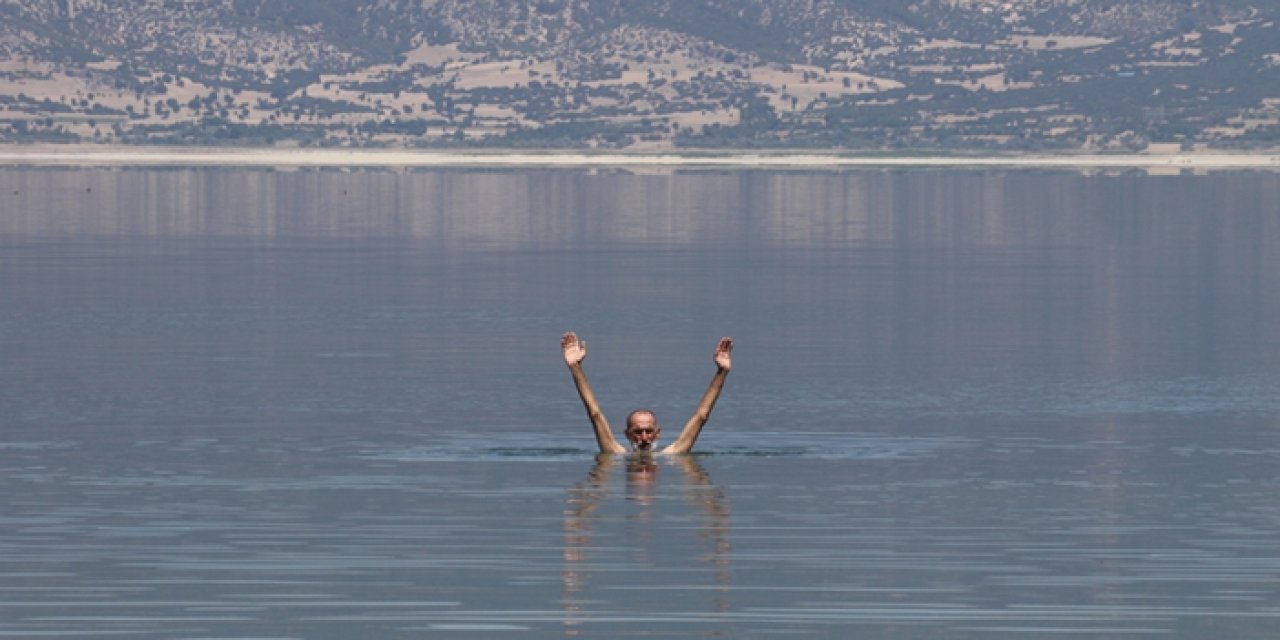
[562,332,732,454]
[562,454,732,636]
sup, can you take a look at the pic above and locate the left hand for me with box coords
[714,337,733,371]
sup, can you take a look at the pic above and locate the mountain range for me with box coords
[1,0,1277,151]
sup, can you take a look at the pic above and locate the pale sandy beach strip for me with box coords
[1,145,1279,169]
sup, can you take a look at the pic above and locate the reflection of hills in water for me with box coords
[364,432,971,462]
[4,169,1279,251]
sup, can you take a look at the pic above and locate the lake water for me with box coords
[2,167,1280,638]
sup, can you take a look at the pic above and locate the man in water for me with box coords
[561,332,732,454]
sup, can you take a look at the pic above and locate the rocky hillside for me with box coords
[1,0,1277,150]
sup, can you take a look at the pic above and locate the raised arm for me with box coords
[663,337,733,454]
[563,332,626,454]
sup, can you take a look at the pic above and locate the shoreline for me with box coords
[1,144,1279,170]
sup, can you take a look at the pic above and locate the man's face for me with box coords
[626,413,661,452]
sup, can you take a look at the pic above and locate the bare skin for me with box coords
[562,332,733,454]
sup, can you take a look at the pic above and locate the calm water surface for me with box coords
[2,168,1280,638]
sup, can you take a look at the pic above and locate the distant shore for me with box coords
[1,144,1279,170]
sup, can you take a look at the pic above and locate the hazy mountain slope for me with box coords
[0,0,1276,150]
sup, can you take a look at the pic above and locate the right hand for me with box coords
[562,331,587,366]
[713,336,733,371]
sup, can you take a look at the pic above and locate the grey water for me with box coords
[2,167,1280,638]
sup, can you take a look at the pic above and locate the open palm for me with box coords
[714,337,733,371]
[562,331,588,366]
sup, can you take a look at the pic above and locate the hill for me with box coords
[1,0,1277,151]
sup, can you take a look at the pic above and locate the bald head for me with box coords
[624,409,661,451]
